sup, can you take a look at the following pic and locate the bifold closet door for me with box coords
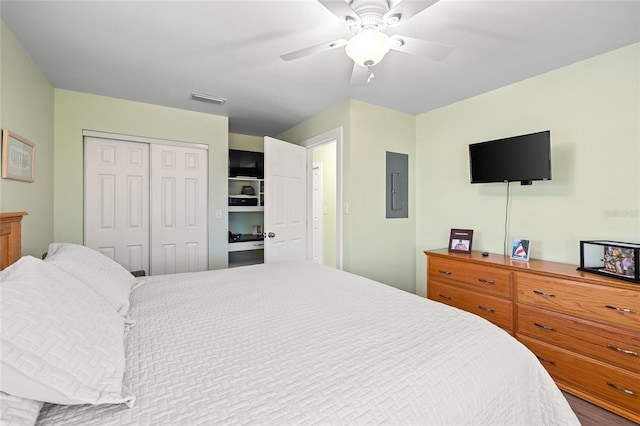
[84,137,150,273]
[150,144,208,275]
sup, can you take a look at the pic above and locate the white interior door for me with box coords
[264,137,307,262]
[150,144,208,274]
[84,137,150,272]
[312,162,323,264]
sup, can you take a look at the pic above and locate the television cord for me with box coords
[503,181,512,256]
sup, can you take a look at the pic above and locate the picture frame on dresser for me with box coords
[511,238,531,261]
[448,229,473,253]
[578,240,639,284]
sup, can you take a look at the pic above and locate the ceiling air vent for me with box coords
[191,92,226,105]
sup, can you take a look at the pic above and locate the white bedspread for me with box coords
[37,262,579,425]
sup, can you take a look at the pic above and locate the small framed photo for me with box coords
[511,238,531,261]
[2,129,35,182]
[449,229,473,253]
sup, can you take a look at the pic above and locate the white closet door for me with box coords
[84,137,150,273]
[150,144,208,274]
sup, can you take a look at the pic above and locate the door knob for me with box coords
[267,232,275,238]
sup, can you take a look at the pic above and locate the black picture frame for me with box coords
[449,229,473,253]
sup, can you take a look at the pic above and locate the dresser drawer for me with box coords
[429,257,512,298]
[428,281,513,330]
[519,335,640,418]
[515,272,639,331]
[517,304,640,373]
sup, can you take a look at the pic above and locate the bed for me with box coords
[1,234,579,424]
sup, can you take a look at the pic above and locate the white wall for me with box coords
[415,43,640,296]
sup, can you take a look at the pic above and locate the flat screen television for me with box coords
[229,149,264,178]
[469,130,551,185]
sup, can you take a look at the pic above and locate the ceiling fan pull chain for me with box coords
[367,68,375,84]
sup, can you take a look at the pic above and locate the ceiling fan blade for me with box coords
[385,0,440,25]
[350,63,370,84]
[280,39,348,61]
[389,35,452,61]
[318,0,361,26]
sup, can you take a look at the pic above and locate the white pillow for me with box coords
[0,392,43,426]
[45,243,138,315]
[0,256,135,407]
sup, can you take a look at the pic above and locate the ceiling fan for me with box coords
[281,0,452,84]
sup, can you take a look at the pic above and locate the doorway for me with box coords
[302,128,342,270]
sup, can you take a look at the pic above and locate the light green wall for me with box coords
[279,99,417,293]
[415,42,640,296]
[313,142,337,267]
[53,89,229,269]
[349,101,416,292]
[229,133,264,152]
[0,22,54,258]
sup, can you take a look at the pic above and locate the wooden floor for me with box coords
[562,392,638,426]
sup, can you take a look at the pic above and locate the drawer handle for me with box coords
[478,278,495,285]
[605,305,636,314]
[534,322,556,332]
[533,290,556,298]
[535,355,556,366]
[438,294,452,301]
[478,305,494,313]
[438,270,452,275]
[607,382,637,396]
[606,344,638,357]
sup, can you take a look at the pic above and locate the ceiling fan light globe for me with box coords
[345,29,391,67]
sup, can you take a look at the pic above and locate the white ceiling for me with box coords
[2,0,639,137]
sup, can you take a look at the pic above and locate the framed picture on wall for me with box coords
[448,229,473,253]
[511,238,531,261]
[1,129,35,182]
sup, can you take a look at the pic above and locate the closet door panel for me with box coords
[84,137,150,273]
[150,144,208,275]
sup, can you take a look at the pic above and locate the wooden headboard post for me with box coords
[0,211,28,270]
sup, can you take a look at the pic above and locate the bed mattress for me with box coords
[36,261,579,425]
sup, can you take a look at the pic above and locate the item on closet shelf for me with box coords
[241,185,255,195]
[578,240,639,284]
[229,196,258,206]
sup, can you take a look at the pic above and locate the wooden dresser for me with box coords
[425,249,640,423]
[0,211,28,270]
